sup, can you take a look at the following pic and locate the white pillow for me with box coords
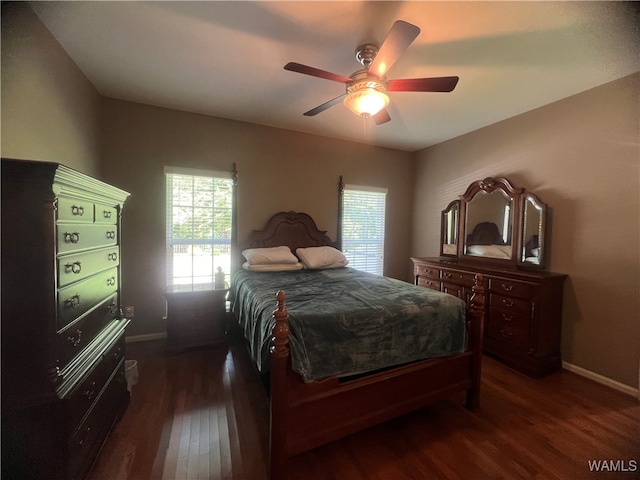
[242,246,298,265]
[296,246,349,269]
[242,262,303,272]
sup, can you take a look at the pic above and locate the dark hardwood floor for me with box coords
[90,329,640,480]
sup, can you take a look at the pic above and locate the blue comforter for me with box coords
[230,267,466,382]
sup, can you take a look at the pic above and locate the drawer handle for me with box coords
[82,381,97,400]
[106,303,119,315]
[502,299,514,308]
[103,210,112,219]
[500,329,512,339]
[501,283,514,292]
[65,294,81,309]
[443,272,452,279]
[67,329,82,347]
[63,231,80,244]
[106,230,116,239]
[71,205,85,216]
[65,261,82,274]
[76,427,91,447]
[108,252,118,261]
[502,314,513,322]
[112,347,123,360]
[106,276,116,286]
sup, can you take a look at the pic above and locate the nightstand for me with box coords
[165,285,229,353]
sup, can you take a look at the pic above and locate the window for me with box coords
[165,167,233,288]
[341,185,387,275]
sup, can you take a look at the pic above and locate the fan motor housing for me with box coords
[346,69,388,95]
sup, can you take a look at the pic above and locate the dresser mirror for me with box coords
[440,200,459,256]
[441,176,548,269]
[521,193,547,266]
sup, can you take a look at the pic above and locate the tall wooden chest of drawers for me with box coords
[412,257,567,377]
[1,159,131,480]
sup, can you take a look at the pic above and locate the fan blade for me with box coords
[387,76,459,92]
[303,94,346,116]
[373,108,391,125]
[284,62,352,84]
[368,20,420,78]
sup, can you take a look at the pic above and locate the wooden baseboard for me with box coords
[562,361,639,400]
[125,332,167,343]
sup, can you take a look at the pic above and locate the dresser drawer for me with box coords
[57,197,94,223]
[489,309,531,332]
[487,320,531,352]
[488,277,532,298]
[440,268,475,287]
[57,295,118,368]
[417,276,440,290]
[94,203,118,225]
[58,246,120,287]
[57,223,118,254]
[489,293,532,317]
[414,263,440,279]
[57,268,118,330]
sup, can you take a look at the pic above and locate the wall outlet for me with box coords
[124,306,134,317]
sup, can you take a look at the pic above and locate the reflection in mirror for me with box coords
[522,194,545,265]
[464,189,513,259]
[441,201,459,256]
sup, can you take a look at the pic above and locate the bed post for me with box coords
[465,273,485,410]
[270,290,290,479]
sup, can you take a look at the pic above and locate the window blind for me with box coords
[165,167,233,287]
[341,185,387,275]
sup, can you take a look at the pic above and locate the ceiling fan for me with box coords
[284,20,459,125]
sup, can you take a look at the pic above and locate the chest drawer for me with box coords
[57,197,94,224]
[414,263,440,279]
[66,335,125,436]
[58,246,120,287]
[57,223,118,254]
[440,268,475,287]
[57,268,118,330]
[488,277,532,298]
[57,294,118,368]
[67,364,127,480]
[94,203,118,225]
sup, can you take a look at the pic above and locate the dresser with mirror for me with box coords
[412,177,567,377]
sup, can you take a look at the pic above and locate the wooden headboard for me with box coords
[236,211,337,270]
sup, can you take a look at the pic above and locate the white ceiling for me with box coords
[30,1,639,152]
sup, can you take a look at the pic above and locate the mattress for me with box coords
[230,267,467,382]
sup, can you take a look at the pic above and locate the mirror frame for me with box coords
[440,200,460,257]
[441,177,548,269]
[519,192,547,268]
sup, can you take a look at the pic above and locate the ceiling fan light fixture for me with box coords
[343,80,389,118]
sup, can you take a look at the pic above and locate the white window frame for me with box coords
[165,166,233,288]
[341,184,387,275]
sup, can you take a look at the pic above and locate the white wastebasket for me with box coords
[124,360,138,392]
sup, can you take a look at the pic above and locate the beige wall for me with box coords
[2,2,637,390]
[1,3,101,175]
[412,73,640,388]
[99,99,414,337]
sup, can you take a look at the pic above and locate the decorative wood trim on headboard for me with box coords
[244,211,336,250]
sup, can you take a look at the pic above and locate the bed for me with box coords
[230,211,485,479]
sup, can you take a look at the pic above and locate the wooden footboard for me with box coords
[268,275,486,479]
